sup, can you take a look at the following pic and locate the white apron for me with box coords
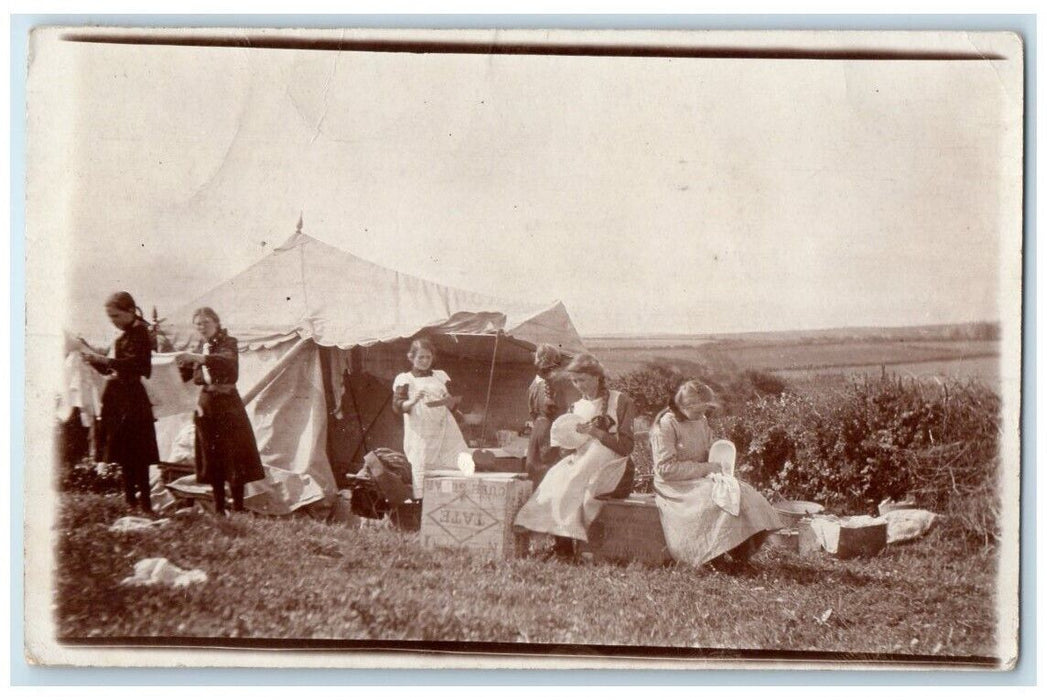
[513,392,628,541]
[394,370,469,498]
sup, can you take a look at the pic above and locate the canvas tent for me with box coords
[151,229,586,514]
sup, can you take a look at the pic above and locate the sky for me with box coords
[26,29,1023,343]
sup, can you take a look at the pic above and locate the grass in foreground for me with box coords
[55,493,998,657]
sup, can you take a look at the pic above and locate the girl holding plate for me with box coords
[650,380,783,570]
[514,353,636,559]
[393,337,469,498]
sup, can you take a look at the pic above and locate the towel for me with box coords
[881,508,938,543]
[108,516,170,532]
[57,352,102,426]
[120,557,207,588]
[709,473,741,516]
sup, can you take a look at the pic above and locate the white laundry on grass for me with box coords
[108,516,170,532]
[880,508,939,544]
[120,557,208,588]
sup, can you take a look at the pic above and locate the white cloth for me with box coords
[166,422,197,464]
[708,473,742,516]
[108,516,171,532]
[882,508,938,543]
[147,353,201,419]
[149,464,176,513]
[57,352,102,426]
[120,557,207,587]
[394,370,469,498]
[708,440,737,477]
[807,516,842,553]
[806,515,888,554]
[200,343,213,385]
[550,413,589,449]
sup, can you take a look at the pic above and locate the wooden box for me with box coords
[834,518,888,558]
[420,472,533,560]
[471,448,526,473]
[586,494,671,566]
[800,515,888,559]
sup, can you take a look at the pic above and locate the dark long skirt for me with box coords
[100,380,159,510]
[193,406,265,488]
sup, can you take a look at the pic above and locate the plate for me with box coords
[708,439,736,476]
[550,413,590,450]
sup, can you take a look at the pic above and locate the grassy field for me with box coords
[774,356,1000,384]
[588,334,999,389]
[56,492,999,660]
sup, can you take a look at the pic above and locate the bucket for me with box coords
[773,500,825,527]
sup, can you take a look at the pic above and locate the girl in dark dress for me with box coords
[525,343,573,486]
[176,307,265,515]
[80,292,160,514]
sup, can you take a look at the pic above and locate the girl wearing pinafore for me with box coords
[393,338,469,499]
[514,353,636,554]
[651,381,783,567]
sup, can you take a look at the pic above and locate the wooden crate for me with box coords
[799,516,888,559]
[834,519,888,558]
[420,472,533,560]
[586,494,671,566]
[470,448,526,473]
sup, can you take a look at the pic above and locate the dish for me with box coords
[708,439,737,476]
[550,413,590,450]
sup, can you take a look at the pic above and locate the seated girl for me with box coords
[514,352,636,560]
[650,380,783,570]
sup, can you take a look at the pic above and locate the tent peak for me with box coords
[275,228,316,252]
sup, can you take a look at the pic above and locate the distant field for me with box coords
[774,356,1000,385]
[586,333,1001,391]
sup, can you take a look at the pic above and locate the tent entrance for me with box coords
[317,337,536,483]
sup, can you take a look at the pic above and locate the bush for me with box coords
[721,376,1001,545]
[610,358,788,419]
[61,458,123,495]
[616,362,1001,544]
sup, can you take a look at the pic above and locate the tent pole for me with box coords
[240,337,311,406]
[478,331,501,448]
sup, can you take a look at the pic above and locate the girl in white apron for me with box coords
[392,338,469,499]
[514,353,636,558]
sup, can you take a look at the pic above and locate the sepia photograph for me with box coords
[22,26,1024,670]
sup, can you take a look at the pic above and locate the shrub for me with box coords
[61,458,123,495]
[742,369,788,397]
[615,362,1000,543]
[610,358,789,420]
[721,375,1001,545]
[611,363,687,419]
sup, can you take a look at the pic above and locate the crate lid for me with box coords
[425,470,527,480]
